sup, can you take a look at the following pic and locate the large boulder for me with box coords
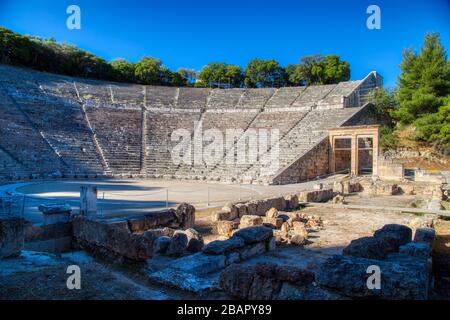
[0,216,26,259]
[399,242,432,260]
[373,224,412,252]
[316,255,429,299]
[266,208,279,218]
[233,226,273,244]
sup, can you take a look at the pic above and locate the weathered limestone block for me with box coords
[143,227,175,239]
[175,203,195,229]
[317,255,429,299]
[80,186,97,216]
[127,209,176,232]
[202,236,245,255]
[235,203,248,218]
[73,216,152,261]
[343,236,390,260]
[332,195,345,204]
[373,224,412,252]
[166,232,188,256]
[399,242,432,259]
[246,201,258,215]
[292,221,308,236]
[0,216,26,259]
[217,220,239,237]
[414,227,436,245]
[240,215,263,228]
[234,226,273,244]
[290,234,307,246]
[183,228,204,252]
[153,236,171,254]
[266,208,279,218]
[262,217,283,229]
[237,242,266,260]
[283,194,299,210]
[298,189,333,203]
[39,203,72,225]
[219,263,315,300]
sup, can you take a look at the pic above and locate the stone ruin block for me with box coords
[73,216,153,262]
[80,186,97,217]
[317,254,429,300]
[38,203,72,225]
[219,263,315,300]
[0,215,26,259]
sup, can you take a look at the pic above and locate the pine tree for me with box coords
[393,33,450,123]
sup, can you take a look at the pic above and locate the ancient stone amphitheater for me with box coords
[0,64,382,185]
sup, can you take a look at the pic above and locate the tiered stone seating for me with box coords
[236,88,275,109]
[145,86,177,109]
[177,88,210,110]
[173,110,260,179]
[292,84,337,109]
[86,107,143,174]
[206,89,245,109]
[318,81,362,109]
[145,111,201,177]
[208,110,307,181]
[16,95,105,175]
[0,89,64,177]
[112,84,145,108]
[76,81,114,107]
[0,64,380,184]
[265,87,305,109]
[244,107,362,182]
[0,148,28,181]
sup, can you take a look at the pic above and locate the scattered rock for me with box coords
[217,220,239,237]
[290,234,307,246]
[239,215,263,228]
[266,208,278,218]
[262,217,283,229]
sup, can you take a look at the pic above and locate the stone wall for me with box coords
[272,139,330,185]
[24,222,73,253]
[377,158,404,180]
[219,224,435,300]
[72,203,196,262]
[0,215,26,259]
[148,226,275,293]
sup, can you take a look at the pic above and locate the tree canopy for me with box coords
[0,26,351,88]
[286,55,350,86]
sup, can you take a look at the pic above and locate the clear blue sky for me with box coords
[0,0,449,87]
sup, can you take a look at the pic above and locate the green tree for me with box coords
[177,68,198,85]
[393,33,450,123]
[134,57,163,85]
[286,55,350,86]
[366,87,398,122]
[111,59,136,82]
[198,62,243,87]
[244,59,286,88]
